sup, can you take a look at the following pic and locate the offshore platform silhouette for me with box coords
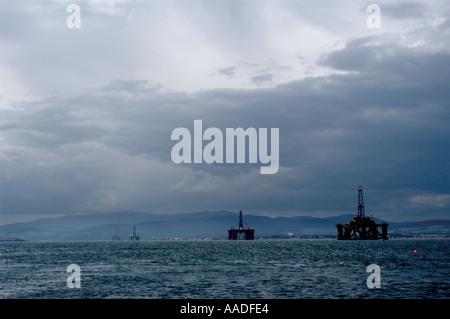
[129,225,140,240]
[228,210,255,240]
[336,186,388,240]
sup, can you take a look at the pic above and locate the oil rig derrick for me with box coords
[228,210,255,240]
[336,186,388,240]
[129,225,140,240]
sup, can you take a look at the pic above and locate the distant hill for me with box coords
[388,220,450,236]
[0,211,448,241]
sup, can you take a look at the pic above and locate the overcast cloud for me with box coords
[0,0,449,224]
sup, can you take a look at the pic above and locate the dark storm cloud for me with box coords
[1,14,449,221]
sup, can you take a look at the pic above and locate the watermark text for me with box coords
[171,120,279,174]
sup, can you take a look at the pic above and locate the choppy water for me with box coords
[0,239,448,299]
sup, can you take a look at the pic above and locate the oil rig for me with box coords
[112,230,121,241]
[228,210,255,240]
[336,186,388,240]
[129,225,140,240]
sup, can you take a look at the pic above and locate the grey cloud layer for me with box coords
[1,18,449,220]
[0,1,449,222]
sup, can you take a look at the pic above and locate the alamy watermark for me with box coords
[366,264,381,289]
[171,120,279,174]
[65,3,381,30]
[66,264,81,288]
[66,4,81,29]
[366,4,381,29]
[64,263,382,292]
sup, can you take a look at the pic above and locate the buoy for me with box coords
[414,250,418,254]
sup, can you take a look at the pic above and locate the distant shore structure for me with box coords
[112,230,121,241]
[336,186,388,240]
[228,210,255,240]
[129,225,140,240]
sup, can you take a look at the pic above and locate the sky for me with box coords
[0,0,449,224]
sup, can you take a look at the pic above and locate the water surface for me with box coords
[1,239,448,299]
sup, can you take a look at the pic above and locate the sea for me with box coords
[0,239,449,299]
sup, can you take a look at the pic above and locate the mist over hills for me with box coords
[0,211,448,241]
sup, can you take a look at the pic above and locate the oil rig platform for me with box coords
[228,210,255,240]
[129,225,140,240]
[336,186,388,240]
